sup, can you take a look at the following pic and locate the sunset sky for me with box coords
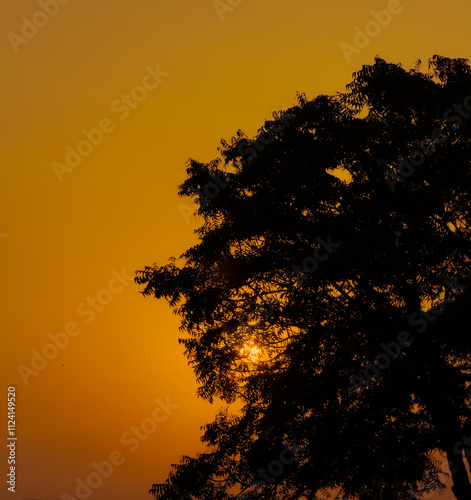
[1,1,470,498]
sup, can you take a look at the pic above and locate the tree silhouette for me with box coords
[136,56,471,500]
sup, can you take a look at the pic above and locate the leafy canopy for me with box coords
[136,56,471,500]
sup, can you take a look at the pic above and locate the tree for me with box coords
[136,56,471,499]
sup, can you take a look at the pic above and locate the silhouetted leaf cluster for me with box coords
[137,56,471,499]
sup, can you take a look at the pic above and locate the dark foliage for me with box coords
[136,56,471,499]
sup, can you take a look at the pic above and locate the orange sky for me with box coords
[1,1,470,498]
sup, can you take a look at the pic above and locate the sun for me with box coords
[239,341,261,363]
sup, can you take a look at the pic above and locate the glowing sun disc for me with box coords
[240,341,261,363]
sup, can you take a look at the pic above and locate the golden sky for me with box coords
[1,0,470,498]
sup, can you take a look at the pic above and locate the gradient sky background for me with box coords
[1,1,470,499]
